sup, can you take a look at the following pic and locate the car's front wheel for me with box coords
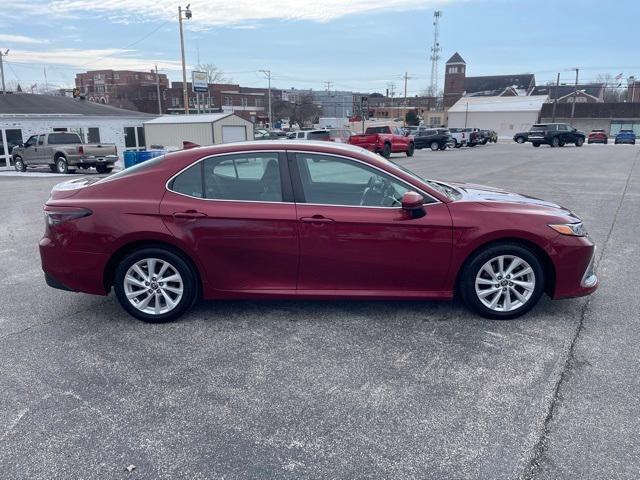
[430,141,439,151]
[460,243,545,319]
[406,142,415,157]
[113,247,198,323]
[516,137,525,144]
[532,143,540,148]
[575,137,584,147]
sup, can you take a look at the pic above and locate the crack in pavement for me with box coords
[521,150,640,480]
[0,298,112,342]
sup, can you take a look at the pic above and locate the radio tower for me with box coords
[429,10,442,96]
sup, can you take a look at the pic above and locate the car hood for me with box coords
[449,181,577,216]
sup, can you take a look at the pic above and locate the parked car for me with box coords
[513,132,529,144]
[587,129,608,144]
[528,123,585,147]
[12,132,117,174]
[414,128,453,151]
[287,129,354,143]
[448,127,481,147]
[614,129,636,145]
[348,125,414,158]
[40,141,598,323]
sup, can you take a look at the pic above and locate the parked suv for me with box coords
[528,123,585,148]
[414,128,453,151]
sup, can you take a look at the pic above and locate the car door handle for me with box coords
[173,210,208,219]
[300,215,334,224]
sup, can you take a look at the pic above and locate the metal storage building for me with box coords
[143,113,254,150]
[447,95,549,139]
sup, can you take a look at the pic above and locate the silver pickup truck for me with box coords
[12,132,118,174]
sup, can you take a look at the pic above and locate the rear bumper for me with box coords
[40,236,109,295]
[614,138,636,144]
[69,155,117,166]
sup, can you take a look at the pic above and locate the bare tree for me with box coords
[596,73,626,103]
[197,63,232,84]
[289,93,321,128]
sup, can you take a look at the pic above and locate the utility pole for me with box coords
[429,11,442,97]
[570,67,579,122]
[260,70,272,128]
[178,4,192,115]
[155,65,162,115]
[0,49,8,94]
[464,101,469,128]
[403,72,410,125]
[551,72,560,123]
[324,81,333,118]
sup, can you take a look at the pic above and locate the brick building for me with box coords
[443,52,536,108]
[75,70,169,113]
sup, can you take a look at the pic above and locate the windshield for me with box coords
[385,158,461,200]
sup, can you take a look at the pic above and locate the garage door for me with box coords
[221,126,247,144]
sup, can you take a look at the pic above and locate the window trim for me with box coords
[165,150,294,204]
[286,150,439,208]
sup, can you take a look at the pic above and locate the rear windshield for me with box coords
[619,130,635,133]
[365,127,391,134]
[591,130,605,132]
[48,133,82,144]
[307,131,330,141]
[96,154,166,183]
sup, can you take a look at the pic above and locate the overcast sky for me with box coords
[1,0,638,94]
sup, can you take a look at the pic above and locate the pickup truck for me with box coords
[448,127,481,147]
[12,132,118,174]
[348,125,414,158]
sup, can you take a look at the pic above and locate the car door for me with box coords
[31,135,46,164]
[160,150,299,292]
[289,151,453,294]
[21,136,38,164]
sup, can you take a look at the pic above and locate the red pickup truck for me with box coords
[348,125,415,158]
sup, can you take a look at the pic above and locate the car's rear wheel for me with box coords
[532,143,540,147]
[382,143,391,159]
[460,243,545,320]
[14,156,26,172]
[96,165,113,174]
[430,141,439,151]
[406,142,415,157]
[551,137,560,147]
[114,247,198,323]
[575,137,584,147]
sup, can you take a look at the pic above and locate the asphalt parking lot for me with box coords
[1,142,638,480]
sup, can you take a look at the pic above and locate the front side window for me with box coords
[295,153,412,208]
[24,135,37,147]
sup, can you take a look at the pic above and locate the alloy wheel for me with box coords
[123,258,184,315]
[474,255,536,312]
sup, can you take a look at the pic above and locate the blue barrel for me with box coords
[123,150,165,168]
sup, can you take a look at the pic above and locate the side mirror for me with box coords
[401,191,425,217]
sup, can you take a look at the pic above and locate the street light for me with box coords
[178,4,192,114]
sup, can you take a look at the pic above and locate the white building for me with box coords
[447,95,549,138]
[143,113,254,151]
[0,93,155,170]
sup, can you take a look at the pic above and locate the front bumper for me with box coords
[551,236,598,299]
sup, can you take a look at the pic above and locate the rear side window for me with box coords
[171,164,203,198]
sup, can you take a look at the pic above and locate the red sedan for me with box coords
[40,142,597,323]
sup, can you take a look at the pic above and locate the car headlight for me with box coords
[548,222,588,237]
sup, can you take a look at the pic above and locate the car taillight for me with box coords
[44,206,92,226]
[78,146,84,154]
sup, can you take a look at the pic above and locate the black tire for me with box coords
[516,136,525,144]
[96,165,113,174]
[575,137,584,147]
[430,141,439,151]
[406,142,415,157]
[532,143,540,148]
[55,156,69,174]
[604,139,608,144]
[49,164,57,172]
[14,156,26,172]
[454,141,462,148]
[551,137,560,148]
[459,242,545,320]
[382,143,391,159]
[113,247,198,323]
[482,139,488,145]
[438,144,447,151]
